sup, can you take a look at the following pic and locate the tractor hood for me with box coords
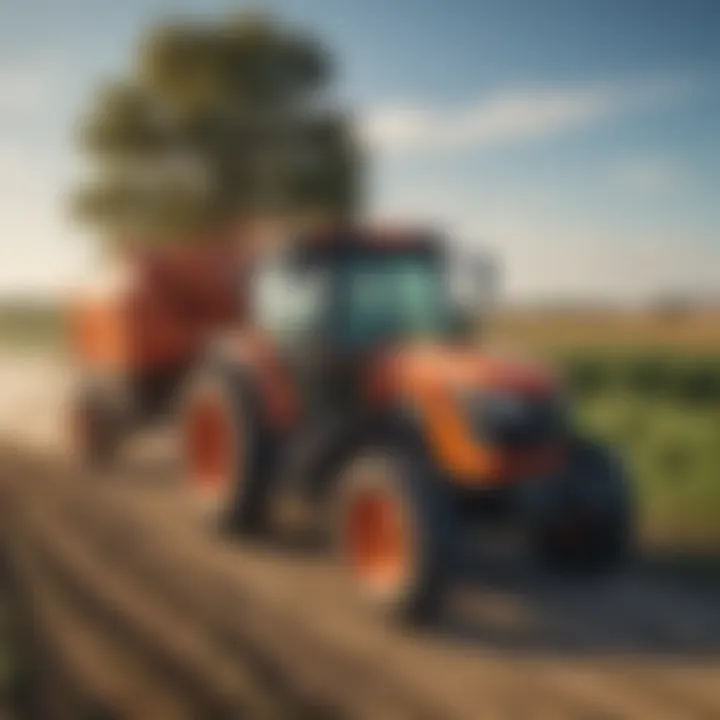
[364,343,564,482]
[366,343,559,402]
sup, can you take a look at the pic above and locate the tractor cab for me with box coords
[251,228,469,348]
[248,228,485,410]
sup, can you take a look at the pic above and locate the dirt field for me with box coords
[1,353,720,718]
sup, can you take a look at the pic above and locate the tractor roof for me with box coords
[295,223,442,257]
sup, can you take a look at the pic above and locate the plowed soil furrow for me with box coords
[23,499,294,719]
[9,518,191,719]
[27,453,456,720]
[52,464,594,718]
[99,458,720,718]
[57,489,684,720]
[2,431,720,719]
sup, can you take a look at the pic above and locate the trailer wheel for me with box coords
[534,439,634,573]
[333,447,455,625]
[182,365,272,534]
[72,383,122,468]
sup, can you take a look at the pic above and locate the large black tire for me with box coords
[533,438,634,574]
[181,362,275,535]
[332,446,456,625]
[72,382,124,468]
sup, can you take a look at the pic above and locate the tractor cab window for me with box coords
[252,256,330,343]
[335,253,451,349]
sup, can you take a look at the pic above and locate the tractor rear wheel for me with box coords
[333,447,455,625]
[182,364,272,535]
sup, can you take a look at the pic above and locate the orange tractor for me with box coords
[181,226,634,622]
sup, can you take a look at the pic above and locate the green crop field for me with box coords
[557,349,720,554]
[577,394,720,546]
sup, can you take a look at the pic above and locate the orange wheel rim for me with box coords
[186,394,234,495]
[345,489,408,591]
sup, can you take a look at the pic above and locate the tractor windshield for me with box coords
[336,253,453,348]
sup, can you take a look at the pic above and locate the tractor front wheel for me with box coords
[333,447,455,625]
[533,439,634,574]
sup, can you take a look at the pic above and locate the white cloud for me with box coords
[362,76,693,155]
[612,158,682,194]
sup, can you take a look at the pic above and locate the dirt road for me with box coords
[1,353,720,719]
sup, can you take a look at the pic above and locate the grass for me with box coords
[575,395,720,548]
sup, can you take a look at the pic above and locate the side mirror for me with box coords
[449,244,497,319]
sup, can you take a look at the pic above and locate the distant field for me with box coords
[2,302,719,353]
[0,304,65,350]
[488,308,720,354]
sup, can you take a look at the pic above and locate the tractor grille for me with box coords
[481,395,567,449]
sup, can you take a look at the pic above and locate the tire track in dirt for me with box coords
[3,444,720,719]
[20,500,289,718]
[1,449,455,719]
[102,451,720,719]
[10,521,191,720]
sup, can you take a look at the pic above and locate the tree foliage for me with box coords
[73,12,363,244]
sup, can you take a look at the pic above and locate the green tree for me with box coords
[73,12,363,245]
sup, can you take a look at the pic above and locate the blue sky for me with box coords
[0,0,718,301]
